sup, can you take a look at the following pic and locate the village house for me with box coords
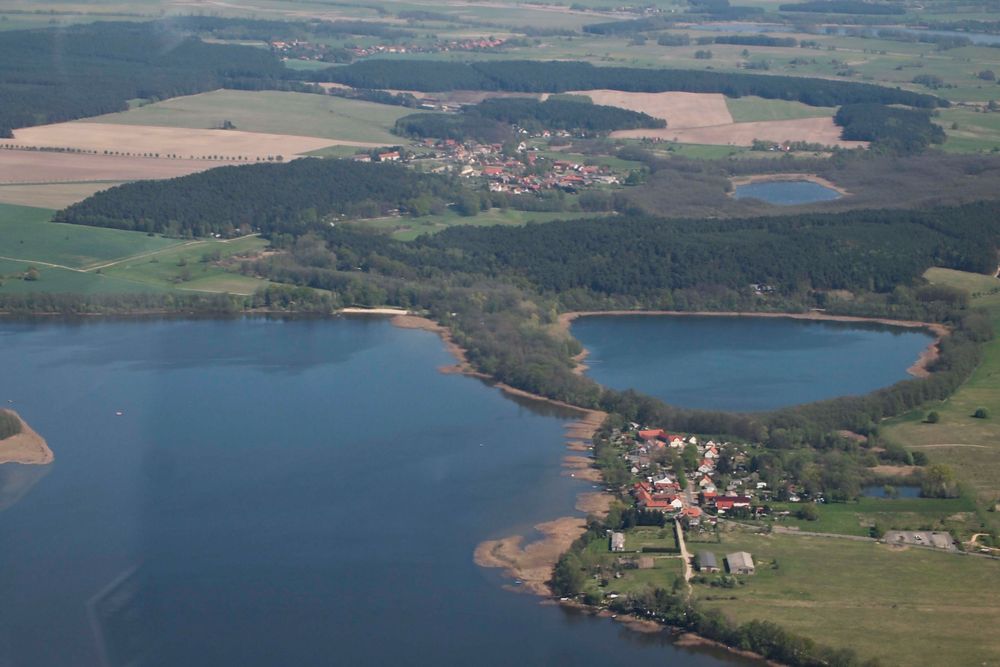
[696,551,720,573]
[726,551,755,575]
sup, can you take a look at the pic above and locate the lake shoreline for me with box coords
[728,172,850,196]
[557,309,948,379]
[0,410,53,465]
[389,313,613,597]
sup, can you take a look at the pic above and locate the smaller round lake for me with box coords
[571,315,934,412]
[733,180,842,206]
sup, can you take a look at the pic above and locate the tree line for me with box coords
[312,59,944,108]
[780,0,905,14]
[0,410,20,440]
[55,159,463,238]
[0,20,306,137]
[835,103,946,153]
[395,96,664,141]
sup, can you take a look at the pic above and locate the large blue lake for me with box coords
[0,318,753,667]
[571,315,933,412]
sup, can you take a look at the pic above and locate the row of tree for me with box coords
[313,59,944,108]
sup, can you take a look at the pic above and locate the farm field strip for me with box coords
[611,116,865,148]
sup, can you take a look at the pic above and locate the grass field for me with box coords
[764,495,977,537]
[883,268,1000,516]
[100,235,270,294]
[0,182,124,208]
[579,526,684,597]
[86,90,414,145]
[0,258,159,294]
[937,108,1000,154]
[695,530,1000,666]
[361,208,605,241]
[725,97,835,124]
[0,203,180,269]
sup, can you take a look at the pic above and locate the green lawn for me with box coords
[0,258,160,294]
[726,96,835,123]
[86,90,416,144]
[361,208,606,241]
[579,526,684,598]
[765,496,977,537]
[937,108,1000,154]
[101,235,270,293]
[0,203,180,269]
[697,530,1000,666]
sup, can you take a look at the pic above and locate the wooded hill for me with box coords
[55,159,462,238]
[314,60,944,109]
[395,96,665,141]
[0,21,301,137]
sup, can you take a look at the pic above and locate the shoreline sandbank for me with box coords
[0,410,53,465]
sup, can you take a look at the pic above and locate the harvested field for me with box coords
[0,182,125,208]
[565,90,732,129]
[0,151,229,184]
[8,123,351,161]
[87,90,412,144]
[612,117,866,148]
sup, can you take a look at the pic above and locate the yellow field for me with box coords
[612,117,866,148]
[0,151,230,184]
[8,123,353,160]
[567,90,733,129]
[0,182,125,208]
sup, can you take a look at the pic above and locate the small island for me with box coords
[0,409,53,465]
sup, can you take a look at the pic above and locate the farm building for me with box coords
[696,551,720,573]
[726,551,755,575]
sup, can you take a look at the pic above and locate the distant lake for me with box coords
[863,485,922,498]
[733,180,842,205]
[0,318,753,667]
[571,315,933,412]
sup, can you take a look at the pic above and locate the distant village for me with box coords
[355,139,622,195]
[600,422,959,579]
[271,36,508,63]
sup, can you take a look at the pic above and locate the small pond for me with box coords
[862,485,922,499]
[733,180,842,206]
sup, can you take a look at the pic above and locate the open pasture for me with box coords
[883,268,1000,511]
[696,531,1000,667]
[85,90,412,145]
[0,182,124,208]
[0,203,181,270]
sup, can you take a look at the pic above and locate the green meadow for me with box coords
[87,90,415,144]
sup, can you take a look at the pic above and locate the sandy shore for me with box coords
[474,517,587,596]
[728,172,850,196]
[558,310,948,378]
[340,307,410,316]
[0,410,53,465]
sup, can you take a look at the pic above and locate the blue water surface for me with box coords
[0,317,754,667]
[733,180,842,205]
[572,315,933,412]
